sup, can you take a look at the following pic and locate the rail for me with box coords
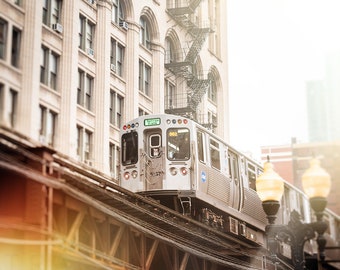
[0,127,288,270]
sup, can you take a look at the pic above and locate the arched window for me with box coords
[112,0,125,24]
[139,17,150,49]
[164,37,174,64]
[208,73,217,103]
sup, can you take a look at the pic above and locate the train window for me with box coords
[150,134,160,147]
[167,128,190,160]
[230,152,239,184]
[247,162,257,190]
[121,131,138,165]
[197,131,205,163]
[228,154,232,176]
[210,138,221,170]
[149,134,161,158]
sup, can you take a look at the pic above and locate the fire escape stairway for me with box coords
[167,0,202,16]
[166,0,209,75]
[165,0,213,118]
[187,76,211,110]
[189,0,202,11]
[184,27,210,64]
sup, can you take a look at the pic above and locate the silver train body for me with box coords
[120,114,339,254]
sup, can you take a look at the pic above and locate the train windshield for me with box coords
[167,128,190,160]
[122,131,138,165]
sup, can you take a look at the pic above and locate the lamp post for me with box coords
[256,157,331,270]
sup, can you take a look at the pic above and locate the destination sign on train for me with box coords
[144,118,161,126]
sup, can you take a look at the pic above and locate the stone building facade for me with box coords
[0,0,229,180]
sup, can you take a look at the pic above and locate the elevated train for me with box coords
[120,114,339,260]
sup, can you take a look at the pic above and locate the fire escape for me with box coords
[165,0,215,126]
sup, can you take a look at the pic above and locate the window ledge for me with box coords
[78,48,97,64]
[40,83,60,96]
[138,90,152,102]
[4,0,25,15]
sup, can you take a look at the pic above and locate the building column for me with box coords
[18,2,42,137]
[125,21,140,119]
[94,0,112,172]
[151,42,165,114]
[58,0,79,157]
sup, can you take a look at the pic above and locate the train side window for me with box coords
[210,138,221,170]
[233,156,239,182]
[247,162,257,190]
[122,131,138,165]
[228,154,232,177]
[228,152,239,183]
[197,131,205,163]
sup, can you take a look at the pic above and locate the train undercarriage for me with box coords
[138,191,265,248]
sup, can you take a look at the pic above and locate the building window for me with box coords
[110,38,124,77]
[138,108,149,116]
[43,0,62,27]
[110,90,123,127]
[208,76,217,103]
[11,27,21,68]
[9,89,18,127]
[209,0,221,57]
[139,17,150,49]
[77,69,93,111]
[164,38,175,64]
[0,19,7,60]
[208,111,217,133]
[165,79,176,109]
[109,142,120,179]
[139,60,151,96]
[40,46,59,90]
[79,15,94,54]
[0,84,3,114]
[39,105,57,146]
[0,19,21,67]
[77,125,93,163]
[112,0,125,24]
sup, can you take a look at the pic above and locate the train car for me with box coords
[120,114,339,253]
[120,114,269,245]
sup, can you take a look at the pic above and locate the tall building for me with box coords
[0,0,229,180]
[306,51,340,142]
[306,80,327,142]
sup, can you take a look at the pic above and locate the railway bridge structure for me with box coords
[0,127,282,270]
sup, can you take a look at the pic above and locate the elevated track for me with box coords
[0,127,285,270]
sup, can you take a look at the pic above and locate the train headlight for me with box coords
[169,167,178,176]
[131,170,138,178]
[124,172,130,180]
[180,167,188,176]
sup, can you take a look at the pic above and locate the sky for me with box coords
[227,0,340,160]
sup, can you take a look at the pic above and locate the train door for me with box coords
[197,130,208,193]
[228,151,242,211]
[143,129,164,190]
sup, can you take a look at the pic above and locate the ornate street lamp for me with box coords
[256,157,331,270]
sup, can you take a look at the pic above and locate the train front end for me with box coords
[120,115,194,194]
